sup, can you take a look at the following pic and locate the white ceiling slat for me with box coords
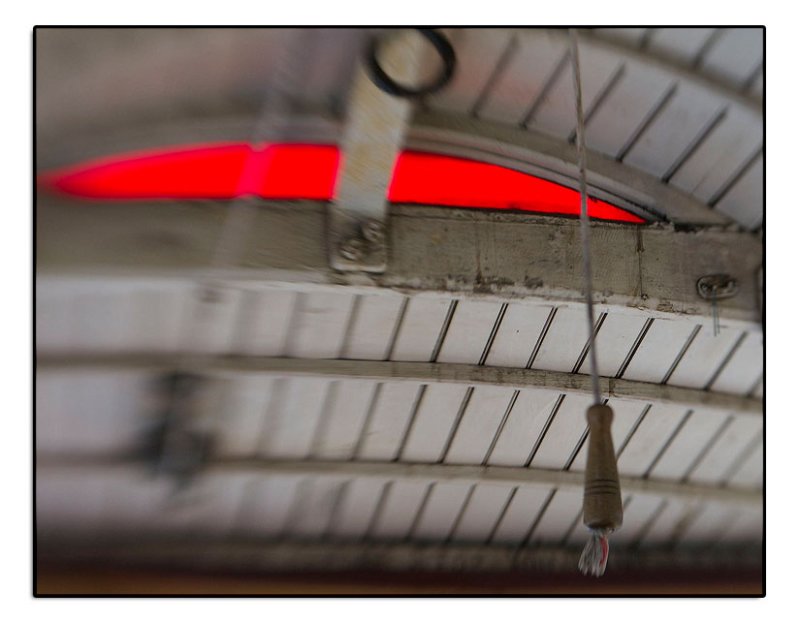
[357,381,420,461]
[578,313,649,377]
[594,28,650,46]
[285,476,348,539]
[714,154,764,230]
[676,502,735,547]
[529,394,593,470]
[726,439,763,489]
[181,287,246,355]
[327,477,386,541]
[646,28,717,65]
[667,324,743,389]
[233,288,296,356]
[484,303,552,368]
[638,498,693,546]
[700,28,764,90]
[436,300,504,364]
[450,483,515,542]
[623,82,725,181]
[428,29,514,115]
[444,386,517,464]
[370,481,431,541]
[411,482,474,541]
[313,380,377,460]
[612,494,664,546]
[237,475,304,538]
[390,296,453,362]
[215,374,274,457]
[126,283,193,354]
[531,307,592,373]
[710,331,763,395]
[526,42,621,140]
[616,403,688,477]
[260,378,329,458]
[720,508,763,544]
[36,472,115,537]
[490,485,552,545]
[687,417,762,485]
[670,106,762,205]
[568,398,648,473]
[479,30,568,125]
[487,388,561,466]
[584,62,674,159]
[36,372,147,456]
[401,384,470,462]
[622,318,698,384]
[647,408,730,481]
[341,294,406,360]
[530,488,582,544]
[285,292,356,359]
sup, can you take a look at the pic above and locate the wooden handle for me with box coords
[582,404,623,531]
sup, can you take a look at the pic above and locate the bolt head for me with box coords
[339,238,365,261]
[361,220,386,245]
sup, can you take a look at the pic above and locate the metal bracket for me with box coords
[697,274,739,300]
[329,30,432,273]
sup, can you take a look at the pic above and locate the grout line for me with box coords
[351,382,383,460]
[280,477,311,540]
[524,394,566,467]
[616,82,678,161]
[661,325,702,384]
[256,377,288,456]
[567,63,626,144]
[560,509,584,548]
[520,50,571,128]
[638,28,657,49]
[486,486,518,545]
[481,389,520,466]
[662,107,728,183]
[362,480,393,543]
[478,303,508,366]
[280,291,305,357]
[708,147,763,207]
[747,374,764,398]
[573,312,608,374]
[643,409,693,478]
[405,482,436,541]
[704,330,749,390]
[616,318,654,379]
[668,503,704,548]
[562,426,590,471]
[519,488,556,548]
[307,380,339,459]
[740,61,764,94]
[337,294,363,359]
[720,430,763,486]
[526,307,558,369]
[616,403,652,460]
[385,297,410,361]
[691,28,725,69]
[630,498,669,550]
[394,384,428,462]
[430,299,459,363]
[680,414,735,483]
[323,478,352,540]
[445,483,477,544]
[438,386,475,463]
[470,34,520,117]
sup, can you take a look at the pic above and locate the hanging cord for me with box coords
[570,29,623,577]
[569,29,601,406]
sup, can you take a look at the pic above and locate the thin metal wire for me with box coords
[569,29,602,407]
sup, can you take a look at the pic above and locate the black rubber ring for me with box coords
[366,28,456,98]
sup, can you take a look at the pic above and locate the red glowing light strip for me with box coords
[39,142,645,223]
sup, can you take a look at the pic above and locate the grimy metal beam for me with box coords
[37,354,763,417]
[37,199,763,323]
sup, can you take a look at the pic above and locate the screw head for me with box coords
[339,238,365,261]
[361,220,386,245]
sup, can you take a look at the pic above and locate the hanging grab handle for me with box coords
[583,404,623,531]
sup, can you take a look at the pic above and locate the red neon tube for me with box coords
[39,142,645,223]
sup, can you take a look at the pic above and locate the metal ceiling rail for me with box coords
[36,354,763,417]
[36,457,762,509]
